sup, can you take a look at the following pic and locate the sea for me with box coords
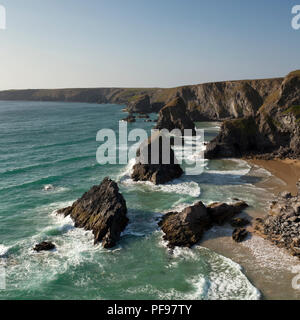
[0,100,291,300]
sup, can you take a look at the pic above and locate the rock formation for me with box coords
[0,76,283,121]
[205,71,300,159]
[57,178,128,249]
[232,228,248,243]
[34,241,56,252]
[155,97,196,134]
[159,200,248,248]
[127,94,151,113]
[230,217,250,228]
[207,201,249,225]
[131,131,183,185]
[254,180,300,257]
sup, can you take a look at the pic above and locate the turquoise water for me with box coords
[0,101,268,300]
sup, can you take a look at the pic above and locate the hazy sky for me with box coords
[0,0,299,90]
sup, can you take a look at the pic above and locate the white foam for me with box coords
[0,245,9,257]
[241,235,299,272]
[122,178,201,198]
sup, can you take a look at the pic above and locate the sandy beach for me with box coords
[201,158,300,300]
[247,159,300,196]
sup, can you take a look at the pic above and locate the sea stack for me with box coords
[155,97,196,134]
[131,131,183,185]
[159,200,249,248]
[57,177,128,249]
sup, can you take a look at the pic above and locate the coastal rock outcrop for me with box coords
[0,75,285,121]
[159,200,248,248]
[131,131,183,185]
[126,94,151,113]
[155,97,196,134]
[34,241,56,252]
[207,201,249,225]
[254,180,300,257]
[57,178,128,249]
[205,71,300,159]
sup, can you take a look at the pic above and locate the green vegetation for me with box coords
[227,117,258,135]
[283,105,300,122]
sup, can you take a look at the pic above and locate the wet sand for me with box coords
[201,159,300,300]
[247,159,300,195]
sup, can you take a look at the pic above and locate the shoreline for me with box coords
[246,159,300,196]
[201,157,300,300]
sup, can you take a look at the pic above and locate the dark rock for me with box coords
[131,131,183,185]
[155,97,196,135]
[232,228,248,243]
[207,201,249,225]
[159,200,248,248]
[158,202,211,248]
[230,217,251,228]
[127,94,151,113]
[57,177,128,248]
[34,241,56,252]
[204,70,300,160]
[122,115,136,123]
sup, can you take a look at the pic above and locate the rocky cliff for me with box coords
[205,71,300,159]
[0,76,283,121]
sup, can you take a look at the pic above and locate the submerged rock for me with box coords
[159,200,249,248]
[34,241,56,252]
[122,114,136,123]
[57,177,128,249]
[131,131,183,185]
[155,97,196,134]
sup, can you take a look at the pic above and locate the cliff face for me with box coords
[205,71,300,159]
[0,77,283,121]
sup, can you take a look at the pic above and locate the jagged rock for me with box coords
[205,70,300,159]
[158,202,211,248]
[155,97,196,134]
[57,178,128,248]
[159,200,248,248]
[232,228,248,243]
[131,131,183,185]
[34,241,56,252]
[254,180,300,257]
[127,94,151,113]
[207,201,249,225]
[230,217,251,228]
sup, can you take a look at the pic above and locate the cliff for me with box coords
[0,76,283,121]
[205,70,300,159]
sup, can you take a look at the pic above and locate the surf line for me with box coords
[107,304,142,318]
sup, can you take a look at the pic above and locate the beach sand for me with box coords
[247,159,300,195]
[201,158,300,300]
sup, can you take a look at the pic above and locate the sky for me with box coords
[0,0,299,90]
